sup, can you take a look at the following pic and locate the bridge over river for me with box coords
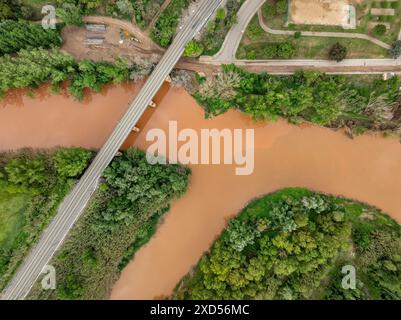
[0,0,224,300]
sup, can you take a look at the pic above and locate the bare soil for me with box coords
[290,0,351,26]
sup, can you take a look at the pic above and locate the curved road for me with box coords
[257,9,391,50]
[201,0,401,74]
[211,0,265,62]
[0,0,224,300]
[77,7,401,75]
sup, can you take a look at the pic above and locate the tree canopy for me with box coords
[194,65,401,133]
[174,188,401,300]
[29,148,191,299]
[0,20,62,56]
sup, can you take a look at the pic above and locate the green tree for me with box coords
[329,42,347,62]
[276,42,296,58]
[294,31,301,39]
[96,149,190,231]
[0,20,62,56]
[150,0,190,47]
[263,43,277,58]
[276,0,288,14]
[215,7,226,20]
[373,24,387,36]
[263,3,276,18]
[5,157,46,187]
[53,148,92,179]
[184,40,204,57]
[115,0,134,18]
[390,40,401,59]
[56,3,83,26]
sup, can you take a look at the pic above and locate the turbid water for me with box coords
[1,83,400,300]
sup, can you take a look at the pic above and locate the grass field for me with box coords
[0,182,32,250]
[263,0,401,44]
[0,148,92,291]
[237,16,390,59]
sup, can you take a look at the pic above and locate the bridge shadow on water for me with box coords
[121,81,171,150]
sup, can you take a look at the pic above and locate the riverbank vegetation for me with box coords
[150,0,190,47]
[29,149,190,299]
[0,48,156,100]
[194,65,401,135]
[174,188,401,300]
[0,148,92,291]
[0,20,62,56]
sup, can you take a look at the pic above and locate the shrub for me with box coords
[215,7,226,20]
[263,3,276,18]
[246,21,264,41]
[56,3,83,26]
[263,43,278,58]
[276,0,288,15]
[115,0,135,19]
[329,42,347,62]
[390,40,401,59]
[53,148,92,179]
[184,40,204,57]
[246,50,257,60]
[294,31,301,39]
[373,24,387,36]
[276,42,296,58]
[0,0,31,20]
[5,157,46,188]
[196,0,244,56]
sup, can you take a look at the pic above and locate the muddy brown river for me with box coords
[1,83,401,300]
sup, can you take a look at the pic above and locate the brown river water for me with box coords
[1,83,401,299]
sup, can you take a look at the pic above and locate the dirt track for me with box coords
[61,15,401,75]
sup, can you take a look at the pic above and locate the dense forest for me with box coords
[174,188,401,300]
[194,65,401,134]
[0,148,93,291]
[0,20,62,56]
[29,149,190,299]
[150,0,190,47]
[0,48,156,100]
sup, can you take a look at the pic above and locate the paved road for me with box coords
[198,0,401,74]
[78,9,401,75]
[211,0,265,62]
[230,58,401,74]
[0,0,224,300]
